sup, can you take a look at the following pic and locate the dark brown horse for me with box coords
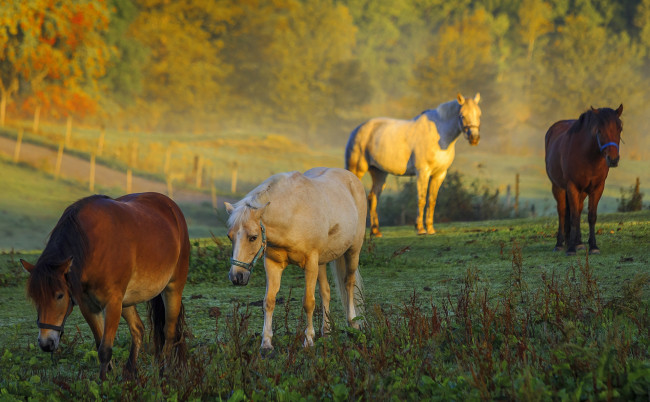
[21,192,190,380]
[545,105,623,255]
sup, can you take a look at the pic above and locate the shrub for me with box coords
[618,177,644,212]
[378,170,515,226]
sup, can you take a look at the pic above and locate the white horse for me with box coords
[345,93,481,236]
[225,167,366,350]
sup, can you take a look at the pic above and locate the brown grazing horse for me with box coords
[21,192,190,380]
[545,105,623,255]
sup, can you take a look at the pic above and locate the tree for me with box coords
[412,9,497,106]
[0,0,112,127]
[533,14,644,119]
[129,0,241,132]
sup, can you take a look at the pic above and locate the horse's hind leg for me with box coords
[122,306,145,376]
[302,257,319,347]
[344,250,362,329]
[368,167,388,237]
[317,263,331,336]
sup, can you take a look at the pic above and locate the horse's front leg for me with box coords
[303,257,319,347]
[587,185,605,254]
[415,170,431,235]
[98,300,122,380]
[368,167,388,237]
[551,184,566,251]
[317,263,331,336]
[121,306,145,376]
[262,260,284,350]
[425,171,447,235]
[565,184,582,256]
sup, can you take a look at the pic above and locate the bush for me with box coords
[378,170,515,226]
[618,177,644,212]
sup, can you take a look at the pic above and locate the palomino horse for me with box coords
[545,105,623,255]
[345,93,481,236]
[21,193,190,380]
[225,167,366,350]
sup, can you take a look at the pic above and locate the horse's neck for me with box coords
[428,103,462,150]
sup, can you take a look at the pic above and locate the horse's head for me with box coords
[457,93,481,146]
[21,258,74,353]
[590,104,623,168]
[224,201,268,286]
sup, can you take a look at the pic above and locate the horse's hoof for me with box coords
[566,250,576,256]
[260,347,275,359]
[576,244,586,251]
[553,246,563,252]
[589,248,600,255]
[370,231,383,238]
[416,228,426,235]
[426,229,436,235]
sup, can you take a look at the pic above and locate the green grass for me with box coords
[0,211,648,400]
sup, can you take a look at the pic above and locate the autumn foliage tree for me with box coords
[0,0,111,129]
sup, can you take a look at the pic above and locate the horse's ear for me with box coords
[457,93,465,105]
[259,202,270,217]
[224,202,234,214]
[20,259,35,274]
[616,104,623,117]
[474,93,480,104]
[59,258,72,275]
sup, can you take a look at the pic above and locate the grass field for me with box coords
[0,156,224,251]
[0,211,648,400]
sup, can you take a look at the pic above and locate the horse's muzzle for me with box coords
[465,128,480,146]
[606,155,619,167]
[38,335,58,352]
[229,268,250,286]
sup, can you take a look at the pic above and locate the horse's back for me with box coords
[78,193,189,302]
[346,117,423,176]
[288,168,366,258]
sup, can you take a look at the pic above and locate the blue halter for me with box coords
[597,135,618,152]
[230,222,266,273]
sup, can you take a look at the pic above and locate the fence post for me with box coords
[231,161,238,194]
[55,142,64,179]
[89,152,96,192]
[514,173,520,215]
[196,155,204,188]
[211,168,217,209]
[166,174,173,199]
[13,128,23,163]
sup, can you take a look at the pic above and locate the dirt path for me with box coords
[0,136,211,204]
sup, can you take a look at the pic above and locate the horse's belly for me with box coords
[122,274,170,306]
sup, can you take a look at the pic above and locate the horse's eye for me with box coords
[248,235,258,242]
[56,293,64,300]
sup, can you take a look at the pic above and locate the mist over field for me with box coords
[1,0,649,250]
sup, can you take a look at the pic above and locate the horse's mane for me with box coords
[569,107,622,136]
[27,195,109,304]
[414,99,459,122]
[227,173,293,228]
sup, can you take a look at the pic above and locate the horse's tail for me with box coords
[148,295,188,365]
[330,255,365,324]
[344,123,364,172]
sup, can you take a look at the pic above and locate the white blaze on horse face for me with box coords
[36,292,69,352]
[228,221,263,286]
[459,93,482,146]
